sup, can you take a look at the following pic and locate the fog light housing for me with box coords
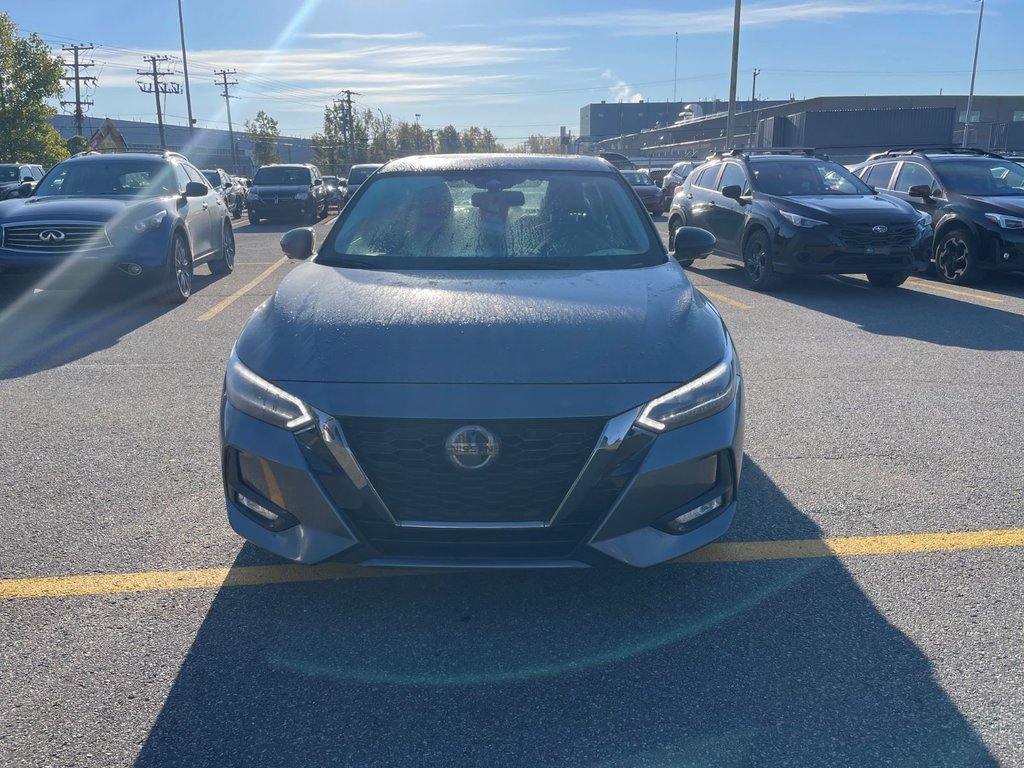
[665,495,725,533]
[234,490,297,531]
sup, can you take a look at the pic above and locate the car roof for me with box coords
[377,153,615,175]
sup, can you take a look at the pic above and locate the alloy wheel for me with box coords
[936,235,970,282]
[174,237,193,297]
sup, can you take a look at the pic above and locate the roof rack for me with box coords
[73,148,189,161]
[866,146,1006,161]
[709,147,829,161]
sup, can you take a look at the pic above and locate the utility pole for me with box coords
[673,32,679,103]
[215,69,239,169]
[724,0,742,149]
[334,90,360,162]
[962,0,985,148]
[415,113,421,152]
[60,44,97,136]
[137,56,180,150]
[749,68,760,146]
[177,0,195,133]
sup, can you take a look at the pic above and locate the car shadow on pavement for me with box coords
[689,263,1024,352]
[134,459,996,768]
[0,274,223,380]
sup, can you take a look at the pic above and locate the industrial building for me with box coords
[48,115,314,174]
[580,99,788,141]
[587,95,1024,166]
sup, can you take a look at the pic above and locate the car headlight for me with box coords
[984,213,1024,230]
[915,211,932,229]
[779,210,827,228]
[247,191,259,201]
[635,340,737,432]
[224,349,314,431]
[132,210,167,233]
[294,192,309,200]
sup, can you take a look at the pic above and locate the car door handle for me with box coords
[709,200,716,207]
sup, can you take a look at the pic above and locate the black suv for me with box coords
[850,148,1024,284]
[0,162,45,200]
[668,149,932,290]
[247,163,327,225]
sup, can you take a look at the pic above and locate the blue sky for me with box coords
[8,0,1023,143]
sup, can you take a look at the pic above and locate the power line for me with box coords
[137,56,180,150]
[60,44,97,136]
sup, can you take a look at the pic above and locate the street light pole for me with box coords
[176,0,195,134]
[963,0,984,147]
[749,68,760,146]
[724,0,742,149]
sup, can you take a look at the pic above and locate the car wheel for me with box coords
[248,211,259,225]
[162,232,193,303]
[232,200,242,220]
[865,271,909,288]
[306,206,318,225]
[934,228,981,285]
[209,221,235,275]
[742,229,781,291]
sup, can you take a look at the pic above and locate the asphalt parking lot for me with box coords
[1,213,1022,767]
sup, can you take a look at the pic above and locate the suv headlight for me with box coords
[133,210,167,233]
[294,192,309,200]
[984,213,1024,230]
[779,210,827,228]
[225,349,314,431]
[636,340,738,432]
[915,210,932,229]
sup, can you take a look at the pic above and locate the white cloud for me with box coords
[303,32,425,40]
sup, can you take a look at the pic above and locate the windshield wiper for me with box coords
[467,259,574,269]
[323,256,386,270]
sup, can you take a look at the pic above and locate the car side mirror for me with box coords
[184,181,208,197]
[673,226,716,261]
[223,181,232,188]
[21,176,33,183]
[16,182,34,198]
[280,227,315,260]
[908,184,933,200]
[721,184,744,202]
[313,178,323,186]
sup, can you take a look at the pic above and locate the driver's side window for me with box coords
[173,164,191,194]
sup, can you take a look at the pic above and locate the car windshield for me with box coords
[931,158,1024,196]
[253,167,311,185]
[751,159,872,196]
[323,170,662,270]
[348,167,377,185]
[202,170,221,187]
[621,171,654,185]
[0,166,20,182]
[323,176,338,184]
[33,159,177,197]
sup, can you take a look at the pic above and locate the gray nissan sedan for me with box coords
[220,154,744,567]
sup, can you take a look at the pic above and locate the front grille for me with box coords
[339,417,605,525]
[838,223,916,250]
[1,223,110,253]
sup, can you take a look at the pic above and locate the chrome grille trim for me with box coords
[1,221,111,253]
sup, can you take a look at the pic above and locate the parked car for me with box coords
[202,167,245,220]
[851,147,1024,284]
[344,164,381,201]
[661,160,697,207]
[668,148,932,290]
[0,150,233,302]
[221,153,741,568]
[0,162,45,200]
[247,163,328,225]
[640,167,672,187]
[621,169,666,214]
[322,175,344,211]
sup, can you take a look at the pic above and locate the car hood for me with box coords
[968,195,1024,215]
[0,195,163,223]
[235,261,728,386]
[771,193,916,222]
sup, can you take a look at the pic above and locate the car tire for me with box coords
[232,200,242,220]
[667,214,693,268]
[306,206,318,225]
[865,271,909,288]
[248,211,259,225]
[209,221,235,275]
[742,229,781,291]
[162,232,193,304]
[934,228,982,285]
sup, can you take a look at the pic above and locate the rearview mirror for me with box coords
[280,227,315,260]
[721,184,744,202]
[673,226,716,261]
[908,184,933,200]
[184,181,208,197]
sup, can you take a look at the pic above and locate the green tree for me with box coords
[311,102,345,173]
[244,110,281,167]
[437,125,461,153]
[0,13,69,166]
[65,134,89,155]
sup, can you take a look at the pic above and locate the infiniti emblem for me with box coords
[445,425,500,471]
[39,229,66,242]
[871,225,888,234]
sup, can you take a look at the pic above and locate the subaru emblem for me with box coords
[871,225,888,234]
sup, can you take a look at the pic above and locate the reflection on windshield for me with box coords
[253,168,311,185]
[33,161,177,197]
[752,160,872,196]
[324,171,662,270]
[0,167,20,182]
[933,159,1024,196]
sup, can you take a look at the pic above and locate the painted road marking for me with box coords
[906,278,1003,304]
[2,528,1022,601]
[700,289,752,310]
[197,257,288,321]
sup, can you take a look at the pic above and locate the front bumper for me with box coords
[221,383,745,568]
[771,223,932,275]
[0,229,168,280]
[976,225,1024,272]
[249,198,316,218]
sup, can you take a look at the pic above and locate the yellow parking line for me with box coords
[906,279,1003,303]
[197,257,288,321]
[2,528,1022,601]
[699,289,752,310]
